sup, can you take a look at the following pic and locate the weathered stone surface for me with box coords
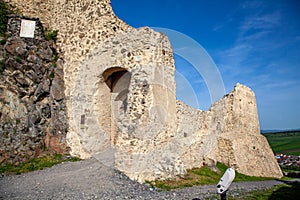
[50,62,65,101]
[5,37,27,55]
[0,15,68,164]
[44,134,67,154]
[175,84,282,178]
[3,0,283,182]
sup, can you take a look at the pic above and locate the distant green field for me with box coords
[263,131,300,156]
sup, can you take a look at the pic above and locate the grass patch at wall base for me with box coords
[148,163,272,190]
[0,154,81,175]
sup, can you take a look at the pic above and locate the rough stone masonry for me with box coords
[3,0,282,182]
[0,14,68,164]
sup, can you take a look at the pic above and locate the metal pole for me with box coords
[220,191,227,200]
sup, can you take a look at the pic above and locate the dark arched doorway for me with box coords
[102,67,131,144]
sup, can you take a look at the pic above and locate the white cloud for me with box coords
[240,0,264,10]
[239,11,281,35]
[263,80,298,89]
[213,24,224,32]
[217,1,300,129]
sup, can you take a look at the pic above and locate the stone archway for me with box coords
[101,67,131,145]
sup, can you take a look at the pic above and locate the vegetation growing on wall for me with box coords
[0,1,13,37]
[44,29,58,42]
[0,1,13,74]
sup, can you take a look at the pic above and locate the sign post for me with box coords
[217,167,235,200]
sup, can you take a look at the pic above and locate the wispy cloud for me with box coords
[239,11,281,35]
[212,24,224,32]
[240,0,264,10]
[215,2,299,100]
[214,1,300,128]
[262,80,298,89]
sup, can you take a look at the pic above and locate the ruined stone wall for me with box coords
[4,0,283,181]
[176,84,282,178]
[175,101,209,169]
[68,26,176,160]
[4,1,179,178]
[3,0,134,158]
[0,15,68,164]
[211,84,282,178]
[4,0,132,87]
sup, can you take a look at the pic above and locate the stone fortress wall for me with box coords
[4,0,282,181]
[0,15,68,163]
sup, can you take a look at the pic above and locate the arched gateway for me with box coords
[67,27,177,166]
[102,67,131,145]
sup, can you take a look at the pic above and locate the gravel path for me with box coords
[0,158,284,200]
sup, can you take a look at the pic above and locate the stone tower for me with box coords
[4,0,282,182]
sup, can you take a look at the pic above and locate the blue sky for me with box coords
[111,0,300,130]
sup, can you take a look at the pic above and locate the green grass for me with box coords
[263,131,300,156]
[149,163,272,191]
[44,30,58,41]
[0,60,4,74]
[226,182,300,200]
[0,154,81,175]
[150,131,299,191]
[0,2,13,37]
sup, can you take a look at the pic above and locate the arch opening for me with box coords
[101,67,131,145]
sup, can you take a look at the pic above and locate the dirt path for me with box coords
[0,158,284,200]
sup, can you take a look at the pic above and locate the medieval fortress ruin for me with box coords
[2,0,282,182]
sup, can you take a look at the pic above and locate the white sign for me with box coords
[20,19,36,38]
[217,167,235,194]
